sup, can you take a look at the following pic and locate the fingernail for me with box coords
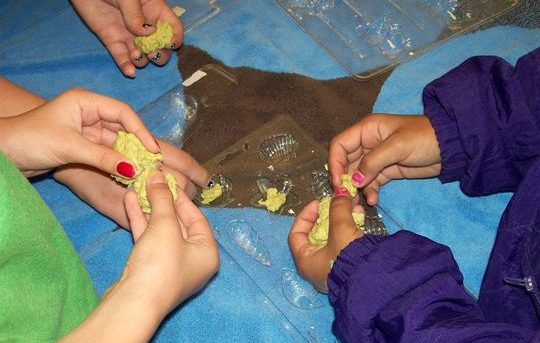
[149,171,164,184]
[116,161,136,178]
[134,54,143,62]
[352,171,365,187]
[143,22,153,29]
[151,52,161,61]
[333,187,349,197]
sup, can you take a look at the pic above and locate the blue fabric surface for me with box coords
[373,26,540,295]
[1,0,539,341]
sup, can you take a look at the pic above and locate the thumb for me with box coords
[116,0,156,36]
[353,134,405,188]
[146,171,178,219]
[328,190,360,255]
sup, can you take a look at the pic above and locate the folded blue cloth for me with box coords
[2,0,539,341]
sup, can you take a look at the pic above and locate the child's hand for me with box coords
[123,171,219,314]
[71,0,183,77]
[60,171,218,341]
[0,88,159,177]
[329,114,441,206]
[54,138,211,229]
[289,192,363,293]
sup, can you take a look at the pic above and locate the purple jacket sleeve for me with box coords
[423,47,540,196]
[327,231,536,343]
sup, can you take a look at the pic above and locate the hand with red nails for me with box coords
[0,77,211,229]
[328,114,442,206]
[61,171,219,341]
[289,191,364,292]
[71,0,184,78]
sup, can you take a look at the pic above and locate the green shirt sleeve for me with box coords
[0,152,99,341]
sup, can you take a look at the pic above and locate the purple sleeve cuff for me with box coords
[423,85,468,183]
[327,235,383,305]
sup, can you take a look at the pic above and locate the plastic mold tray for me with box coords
[167,0,237,33]
[276,0,520,80]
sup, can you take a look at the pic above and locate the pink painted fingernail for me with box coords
[333,187,349,197]
[116,161,136,178]
[352,171,365,187]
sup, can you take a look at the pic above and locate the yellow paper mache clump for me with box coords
[112,131,177,213]
[134,20,174,54]
[200,183,223,205]
[308,174,364,246]
[258,187,287,212]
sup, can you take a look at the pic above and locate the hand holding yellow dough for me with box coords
[134,20,174,54]
[112,131,177,213]
[308,174,364,245]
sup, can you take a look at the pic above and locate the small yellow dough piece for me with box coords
[134,20,174,54]
[341,174,358,197]
[112,131,177,213]
[308,174,363,245]
[200,183,223,205]
[258,187,287,212]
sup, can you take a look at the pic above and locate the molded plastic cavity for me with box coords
[227,220,272,267]
[310,171,333,200]
[281,268,325,310]
[282,0,335,16]
[258,133,299,164]
[250,176,300,214]
[195,173,234,207]
[356,15,415,59]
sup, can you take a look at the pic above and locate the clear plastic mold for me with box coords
[137,87,198,147]
[249,175,301,214]
[227,220,272,267]
[258,133,300,164]
[281,268,326,310]
[276,0,520,80]
[194,173,235,207]
[310,170,333,200]
[166,0,237,33]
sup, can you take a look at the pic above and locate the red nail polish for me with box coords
[352,171,365,186]
[117,162,136,178]
[333,187,349,197]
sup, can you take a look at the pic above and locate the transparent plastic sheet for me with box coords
[167,0,237,33]
[208,204,403,342]
[135,65,402,341]
[275,0,521,79]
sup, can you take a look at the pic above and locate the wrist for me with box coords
[60,275,165,342]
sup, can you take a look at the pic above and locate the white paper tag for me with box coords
[182,70,207,87]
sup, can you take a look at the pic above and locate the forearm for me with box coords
[423,47,540,196]
[0,77,45,116]
[60,277,165,342]
[328,231,535,342]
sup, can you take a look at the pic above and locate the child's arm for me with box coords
[424,47,540,196]
[327,230,537,342]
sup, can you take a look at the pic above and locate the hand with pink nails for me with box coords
[289,189,364,292]
[328,114,442,206]
[71,0,184,78]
